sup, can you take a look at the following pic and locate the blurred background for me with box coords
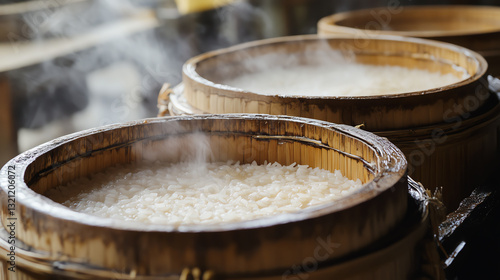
[1,0,499,166]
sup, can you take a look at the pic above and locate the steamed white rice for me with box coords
[223,64,465,97]
[46,161,363,226]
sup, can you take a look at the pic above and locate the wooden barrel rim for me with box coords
[318,5,500,38]
[183,34,487,101]
[4,114,406,233]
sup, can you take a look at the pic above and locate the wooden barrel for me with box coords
[182,35,489,132]
[317,5,500,76]
[166,34,497,210]
[0,114,415,279]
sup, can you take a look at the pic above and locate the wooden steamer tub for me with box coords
[317,5,500,77]
[160,35,500,211]
[0,115,437,279]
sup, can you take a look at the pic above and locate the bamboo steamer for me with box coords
[182,35,490,132]
[0,114,416,279]
[317,5,500,76]
[168,34,497,210]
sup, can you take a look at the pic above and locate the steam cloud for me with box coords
[8,0,272,130]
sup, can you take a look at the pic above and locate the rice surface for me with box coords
[223,64,465,97]
[46,161,363,226]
